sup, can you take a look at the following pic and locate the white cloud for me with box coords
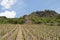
[0,0,25,18]
[0,11,16,18]
[0,0,16,9]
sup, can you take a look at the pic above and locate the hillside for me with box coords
[0,10,60,24]
[26,10,60,24]
[30,10,58,17]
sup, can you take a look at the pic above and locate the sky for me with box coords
[0,0,60,18]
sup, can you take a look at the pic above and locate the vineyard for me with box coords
[22,24,60,40]
[0,24,19,40]
[0,24,60,40]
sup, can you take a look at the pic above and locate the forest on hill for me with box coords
[0,10,60,25]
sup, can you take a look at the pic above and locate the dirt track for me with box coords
[16,25,24,40]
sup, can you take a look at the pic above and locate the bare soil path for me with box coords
[16,25,24,40]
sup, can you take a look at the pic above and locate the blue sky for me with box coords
[0,0,60,18]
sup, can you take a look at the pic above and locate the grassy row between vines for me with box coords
[0,24,19,40]
[22,24,60,40]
